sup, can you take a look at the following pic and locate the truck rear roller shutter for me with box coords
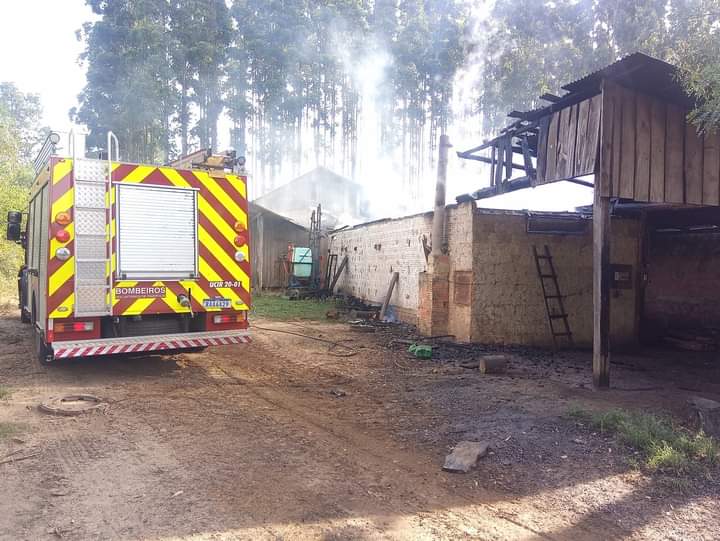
[116,184,198,280]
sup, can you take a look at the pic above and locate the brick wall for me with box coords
[471,210,640,347]
[330,203,641,347]
[330,211,434,325]
[644,231,720,330]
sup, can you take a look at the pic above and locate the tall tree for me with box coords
[0,99,36,285]
[676,1,720,133]
[74,0,176,163]
[184,0,232,151]
[477,0,714,134]
[0,82,47,163]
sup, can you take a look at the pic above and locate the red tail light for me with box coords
[213,313,246,324]
[55,321,94,333]
[234,232,248,247]
[55,229,70,243]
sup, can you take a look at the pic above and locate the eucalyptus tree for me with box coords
[74,0,176,163]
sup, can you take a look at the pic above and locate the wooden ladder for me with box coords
[532,245,573,350]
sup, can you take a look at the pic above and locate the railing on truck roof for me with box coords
[33,132,61,175]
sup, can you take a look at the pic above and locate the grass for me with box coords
[250,294,337,321]
[568,406,719,475]
[0,386,11,400]
[0,422,20,440]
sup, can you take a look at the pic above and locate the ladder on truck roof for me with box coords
[532,244,573,350]
[72,132,118,317]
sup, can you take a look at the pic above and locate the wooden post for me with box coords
[328,255,348,293]
[432,134,450,256]
[256,214,264,290]
[593,188,611,388]
[379,272,399,321]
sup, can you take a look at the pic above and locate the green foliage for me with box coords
[0,82,48,163]
[251,295,337,321]
[0,422,21,440]
[0,386,11,400]
[0,104,32,299]
[675,2,720,134]
[74,0,178,163]
[569,407,720,475]
[479,0,715,134]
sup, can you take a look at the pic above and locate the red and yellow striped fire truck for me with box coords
[6,132,250,363]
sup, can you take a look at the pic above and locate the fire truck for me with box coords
[6,131,251,364]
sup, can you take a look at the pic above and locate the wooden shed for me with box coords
[458,53,720,388]
[250,203,309,291]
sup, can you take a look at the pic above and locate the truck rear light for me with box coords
[55,321,94,332]
[233,221,246,232]
[234,232,248,247]
[55,247,71,261]
[55,229,70,243]
[234,251,246,262]
[213,313,246,324]
[55,211,71,225]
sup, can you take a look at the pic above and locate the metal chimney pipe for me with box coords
[432,134,450,256]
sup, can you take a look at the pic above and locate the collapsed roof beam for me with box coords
[540,93,562,103]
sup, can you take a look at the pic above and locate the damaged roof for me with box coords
[561,52,692,107]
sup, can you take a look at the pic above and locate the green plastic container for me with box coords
[408,343,433,359]
[292,247,312,278]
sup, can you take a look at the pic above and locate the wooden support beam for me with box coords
[540,93,562,103]
[489,145,496,186]
[504,136,513,181]
[379,272,400,321]
[521,135,535,178]
[328,255,348,292]
[494,141,504,189]
[459,153,526,171]
[593,189,611,389]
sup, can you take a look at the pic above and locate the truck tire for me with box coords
[18,268,30,323]
[35,327,54,365]
[31,298,53,365]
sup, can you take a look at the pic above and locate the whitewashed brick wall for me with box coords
[330,212,433,319]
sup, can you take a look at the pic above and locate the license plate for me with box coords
[203,298,231,309]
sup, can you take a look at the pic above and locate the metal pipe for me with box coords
[432,134,451,256]
[107,131,120,161]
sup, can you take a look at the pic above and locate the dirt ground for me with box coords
[1,309,719,541]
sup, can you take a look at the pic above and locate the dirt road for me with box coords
[0,311,718,540]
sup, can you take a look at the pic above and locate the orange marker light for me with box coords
[55,211,71,225]
[233,221,246,233]
[55,229,70,243]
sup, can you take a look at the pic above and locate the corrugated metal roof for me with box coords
[561,52,692,106]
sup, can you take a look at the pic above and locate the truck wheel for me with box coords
[18,268,29,323]
[34,327,54,365]
[31,298,53,365]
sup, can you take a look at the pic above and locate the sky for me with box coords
[0,0,591,213]
[0,0,95,132]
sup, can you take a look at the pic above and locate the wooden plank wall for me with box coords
[600,80,720,206]
[537,94,602,184]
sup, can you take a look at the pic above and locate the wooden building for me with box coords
[253,167,369,229]
[249,203,309,290]
[457,53,720,388]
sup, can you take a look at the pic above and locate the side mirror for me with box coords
[6,211,22,242]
